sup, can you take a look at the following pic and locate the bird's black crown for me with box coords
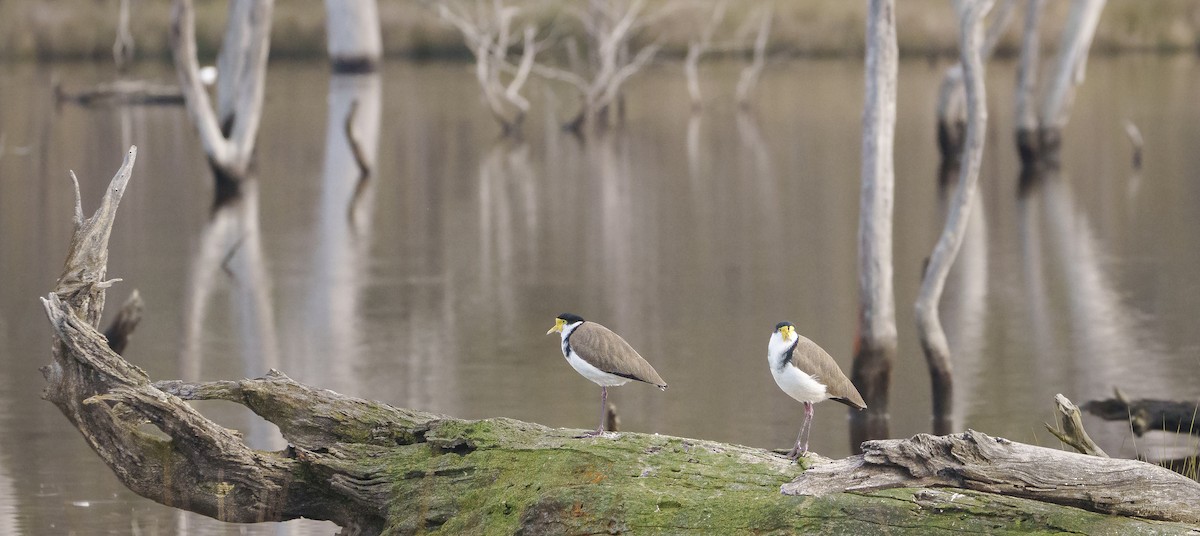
[557,313,585,323]
[774,321,795,331]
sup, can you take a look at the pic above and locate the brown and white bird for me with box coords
[547,313,667,436]
[767,321,866,459]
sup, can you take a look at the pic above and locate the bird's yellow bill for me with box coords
[547,318,565,335]
[780,325,796,341]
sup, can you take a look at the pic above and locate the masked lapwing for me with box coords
[767,321,866,459]
[547,313,667,437]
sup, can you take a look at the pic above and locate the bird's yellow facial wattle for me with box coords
[780,325,796,341]
[547,318,565,335]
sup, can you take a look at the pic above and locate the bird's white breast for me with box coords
[770,363,828,404]
[768,334,828,404]
[559,322,630,387]
[566,350,630,387]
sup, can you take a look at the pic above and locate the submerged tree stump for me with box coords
[41,147,1200,534]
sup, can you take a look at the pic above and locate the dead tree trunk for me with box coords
[44,148,1200,535]
[734,4,772,110]
[849,0,898,451]
[438,0,537,135]
[684,1,726,110]
[915,0,991,435]
[1017,0,1106,178]
[1085,392,1200,438]
[935,0,1014,187]
[169,0,273,197]
[533,0,664,133]
[325,0,383,73]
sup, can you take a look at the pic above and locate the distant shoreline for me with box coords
[3,1,1196,63]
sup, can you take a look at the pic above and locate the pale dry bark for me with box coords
[1039,0,1106,131]
[783,429,1200,525]
[849,0,898,450]
[683,1,726,109]
[935,0,1014,183]
[325,0,383,73]
[169,0,273,188]
[734,4,772,109]
[533,0,669,131]
[1016,0,1106,171]
[1045,393,1108,457]
[439,0,538,134]
[113,0,134,71]
[915,0,992,435]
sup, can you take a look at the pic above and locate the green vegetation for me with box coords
[3,0,1198,62]
[373,415,1198,534]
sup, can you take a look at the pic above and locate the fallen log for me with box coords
[1085,390,1200,437]
[41,147,1200,534]
[55,80,185,106]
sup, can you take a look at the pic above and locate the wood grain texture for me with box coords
[783,429,1200,524]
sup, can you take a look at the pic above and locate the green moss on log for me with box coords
[369,416,1196,535]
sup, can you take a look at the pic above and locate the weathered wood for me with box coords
[935,0,1015,179]
[439,0,537,134]
[734,4,771,109]
[102,289,143,355]
[850,0,898,450]
[1045,393,1108,457]
[683,1,726,109]
[1086,392,1200,438]
[43,147,1200,535]
[169,0,272,186]
[325,0,382,73]
[784,429,1200,525]
[915,0,992,434]
[56,80,185,107]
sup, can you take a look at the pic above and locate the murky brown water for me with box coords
[1,54,1199,534]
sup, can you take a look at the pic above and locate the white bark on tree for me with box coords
[850,0,898,448]
[113,0,134,72]
[935,0,1013,177]
[169,0,273,186]
[915,0,992,434]
[734,4,772,109]
[684,1,726,109]
[439,0,537,134]
[1014,0,1043,135]
[325,0,383,73]
[531,0,669,131]
[1039,0,1106,131]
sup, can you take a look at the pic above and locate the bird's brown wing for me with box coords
[569,322,667,388]
[790,336,866,409]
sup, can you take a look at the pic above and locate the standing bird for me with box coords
[547,313,668,437]
[767,321,866,459]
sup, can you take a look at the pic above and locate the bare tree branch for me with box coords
[915,0,993,433]
[735,3,773,109]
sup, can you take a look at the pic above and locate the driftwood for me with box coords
[1046,393,1108,456]
[42,147,1200,534]
[783,429,1200,525]
[1086,391,1200,438]
[55,80,184,107]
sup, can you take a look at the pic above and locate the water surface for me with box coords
[1,55,1199,534]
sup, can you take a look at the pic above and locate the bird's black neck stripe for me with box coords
[561,321,583,358]
[778,340,798,372]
